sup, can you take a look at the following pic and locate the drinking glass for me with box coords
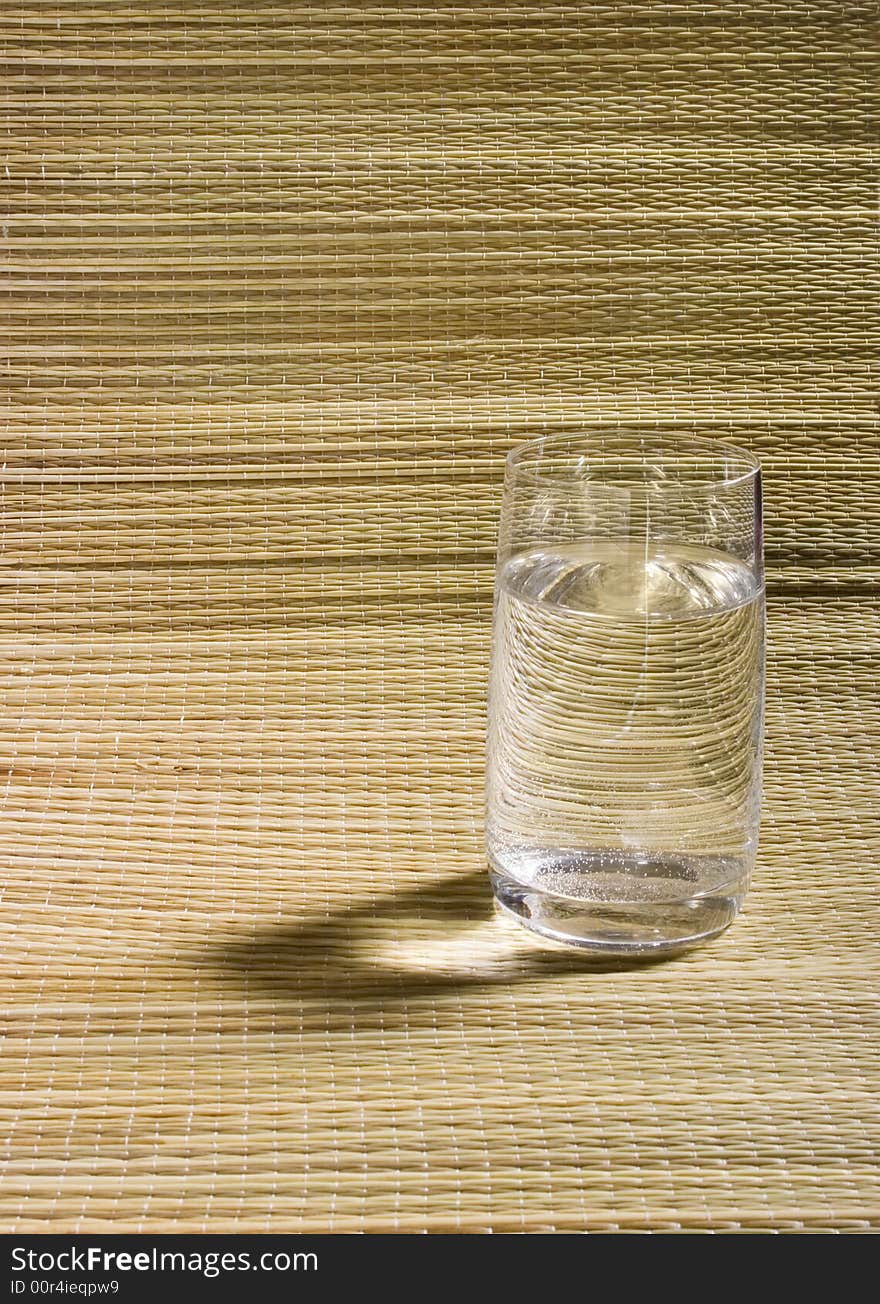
[486,430,765,954]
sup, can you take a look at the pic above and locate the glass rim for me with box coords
[506,431,761,494]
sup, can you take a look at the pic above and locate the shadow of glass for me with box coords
[197,870,670,1031]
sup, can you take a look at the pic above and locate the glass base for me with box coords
[490,866,743,956]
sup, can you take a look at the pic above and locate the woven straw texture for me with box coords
[1,3,878,1233]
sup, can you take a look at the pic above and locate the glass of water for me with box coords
[486,430,765,954]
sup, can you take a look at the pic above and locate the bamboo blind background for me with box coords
[1,2,878,1232]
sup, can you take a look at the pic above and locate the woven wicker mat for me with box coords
[1,3,878,1232]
